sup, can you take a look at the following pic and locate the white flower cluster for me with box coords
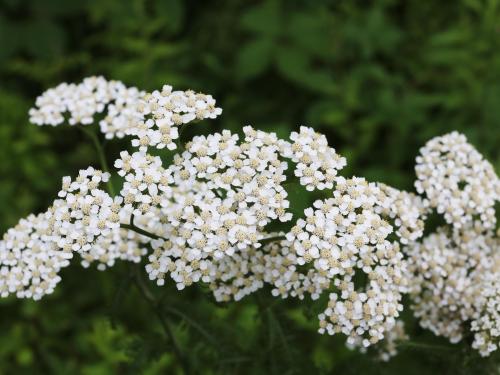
[9,77,500,361]
[286,177,410,348]
[118,127,294,290]
[28,77,222,145]
[282,126,346,191]
[0,212,71,300]
[207,237,328,302]
[61,169,150,270]
[29,76,145,139]
[115,150,171,216]
[128,85,222,151]
[376,183,428,245]
[206,239,272,302]
[407,229,475,343]
[263,239,328,300]
[407,228,499,355]
[471,253,500,356]
[56,167,122,252]
[406,132,500,357]
[0,166,152,300]
[79,214,148,271]
[415,131,499,230]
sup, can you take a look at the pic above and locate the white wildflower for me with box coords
[415,131,499,230]
[29,76,145,139]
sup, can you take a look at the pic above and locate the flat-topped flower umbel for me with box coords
[1,76,498,360]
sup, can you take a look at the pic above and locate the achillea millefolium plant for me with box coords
[1,77,498,373]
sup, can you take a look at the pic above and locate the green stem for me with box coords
[267,308,293,364]
[255,293,293,366]
[123,222,284,245]
[259,235,286,246]
[398,341,454,351]
[121,223,166,241]
[176,124,187,151]
[81,126,116,196]
[133,266,191,375]
[109,270,135,328]
[164,306,219,348]
[255,293,278,372]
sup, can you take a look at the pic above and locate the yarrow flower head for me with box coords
[376,183,429,245]
[124,127,294,290]
[406,132,500,357]
[12,76,500,361]
[406,227,499,351]
[78,208,148,271]
[128,85,222,151]
[206,236,329,302]
[415,131,499,230]
[55,167,122,253]
[286,177,415,348]
[0,212,71,300]
[282,126,347,191]
[29,76,145,139]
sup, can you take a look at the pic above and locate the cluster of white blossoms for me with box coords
[0,212,71,300]
[121,126,295,290]
[167,126,292,251]
[61,169,150,269]
[29,76,145,139]
[471,253,500,356]
[206,237,328,302]
[376,183,428,245]
[0,166,153,300]
[282,126,347,191]
[56,167,122,253]
[407,228,500,356]
[3,77,499,361]
[407,229,474,343]
[415,131,498,230]
[406,132,500,357]
[79,210,148,271]
[128,85,222,151]
[28,77,222,144]
[286,177,412,348]
[262,238,328,300]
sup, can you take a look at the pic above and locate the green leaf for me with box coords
[154,0,185,34]
[275,45,334,94]
[240,0,281,36]
[235,38,273,80]
[22,20,65,59]
[287,11,332,58]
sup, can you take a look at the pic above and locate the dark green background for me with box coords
[0,0,499,373]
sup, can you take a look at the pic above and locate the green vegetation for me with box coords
[0,0,499,373]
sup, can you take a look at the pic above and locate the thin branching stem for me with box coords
[259,235,286,246]
[133,265,191,375]
[398,341,454,352]
[176,124,188,152]
[164,305,220,348]
[120,223,166,241]
[122,215,166,240]
[82,129,189,371]
[80,126,115,196]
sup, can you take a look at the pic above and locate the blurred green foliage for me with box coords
[0,0,499,373]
